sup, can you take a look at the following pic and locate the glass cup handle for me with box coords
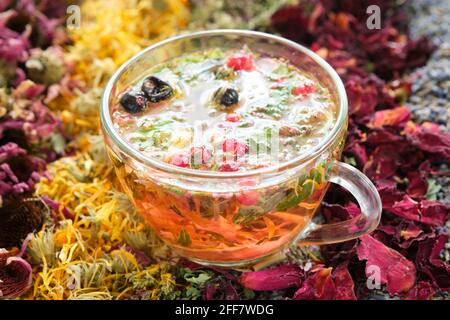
[296,161,382,245]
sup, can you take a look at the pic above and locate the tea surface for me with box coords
[112,48,337,172]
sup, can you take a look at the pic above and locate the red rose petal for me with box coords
[357,235,416,295]
[376,180,405,210]
[390,195,420,222]
[345,142,367,167]
[419,200,450,227]
[405,124,450,162]
[363,145,401,180]
[333,264,357,300]
[240,264,303,291]
[365,128,405,145]
[293,267,336,300]
[368,106,411,128]
[322,202,360,223]
[389,195,449,226]
[344,75,384,120]
[416,235,450,291]
[271,6,310,43]
[421,122,441,133]
[406,171,428,198]
[400,223,423,241]
[405,281,436,300]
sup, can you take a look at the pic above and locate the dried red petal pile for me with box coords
[293,264,357,300]
[197,0,448,300]
[0,3,69,219]
[271,0,447,300]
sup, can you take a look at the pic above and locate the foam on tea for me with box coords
[112,48,337,172]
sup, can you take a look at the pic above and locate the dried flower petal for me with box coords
[368,106,411,128]
[0,240,32,299]
[376,179,405,210]
[406,171,428,198]
[357,235,416,295]
[293,267,336,300]
[405,123,450,162]
[416,235,450,291]
[240,264,303,291]
[389,195,449,227]
[405,281,436,300]
[333,263,357,300]
[271,6,310,44]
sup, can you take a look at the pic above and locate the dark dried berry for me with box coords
[141,76,173,103]
[119,91,147,114]
[214,87,239,108]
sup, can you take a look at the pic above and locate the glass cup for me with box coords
[101,30,382,268]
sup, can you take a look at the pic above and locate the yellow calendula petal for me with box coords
[29,0,190,300]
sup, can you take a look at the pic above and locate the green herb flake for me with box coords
[274,63,289,76]
[309,168,322,184]
[344,156,357,167]
[183,271,211,285]
[138,119,174,133]
[425,178,440,200]
[177,228,192,247]
[233,205,265,225]
[276,176,314,211]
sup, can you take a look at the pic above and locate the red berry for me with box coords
[227,53,254,71]
[236,189,259,205]
[226,113,240,122]
[190,146,212,165]
[222,138,238,153]
[219,161,240,172]
[235,143,249,157]
[222,138,249,157]
[170,153,189,167]
[292,82,316,96]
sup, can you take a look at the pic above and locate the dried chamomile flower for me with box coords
[25,47,66,86]
[27,227,56,266]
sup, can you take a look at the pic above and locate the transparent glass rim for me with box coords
[100,29,348,179]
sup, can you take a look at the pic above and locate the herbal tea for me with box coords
[110,47,340,262]
[112,48,337,171]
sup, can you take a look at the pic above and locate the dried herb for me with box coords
[2,0,448,301]
[177,228,192,247]
[0,245,33,298]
